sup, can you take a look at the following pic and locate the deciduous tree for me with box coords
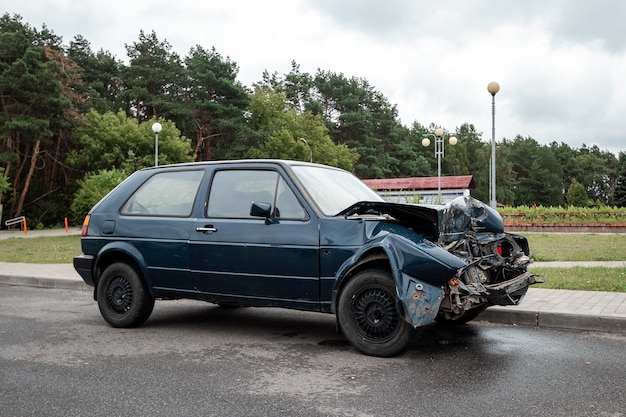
[246,86,358,171]
[71,168,128,222]
[564,145,618,205]
[67,110,193,173]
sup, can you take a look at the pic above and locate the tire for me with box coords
[96,262,155,328]
[337,269,413,357]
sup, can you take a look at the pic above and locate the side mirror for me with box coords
[250,201,272,218]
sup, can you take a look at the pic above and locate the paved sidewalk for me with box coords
[480,288,626,334]
[0,260,624,334]
[0,262,89,291]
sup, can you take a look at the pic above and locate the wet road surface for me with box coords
[1,285,624,417]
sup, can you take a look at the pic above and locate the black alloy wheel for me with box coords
[96,262,155,328]
[337,269,413,357]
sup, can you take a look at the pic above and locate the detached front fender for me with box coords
[388,234,466,327]
[335,233,466,328]
[397,273,447,327]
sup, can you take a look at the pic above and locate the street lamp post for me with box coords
[487,81,500,208]
[152,122,162,166]
[299,138,312,163]
[422,128,458,197]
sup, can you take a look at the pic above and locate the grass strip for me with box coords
[523,232,626,262]
[0,235,81,263]
[532,267,626,292]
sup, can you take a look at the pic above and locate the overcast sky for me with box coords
[4,0,626,155]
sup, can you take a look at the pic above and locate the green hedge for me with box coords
[498,206,626,225]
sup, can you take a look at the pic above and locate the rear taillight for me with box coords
[81,215,90,237]
[497,244,503,256]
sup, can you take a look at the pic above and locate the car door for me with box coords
[115,168,205,292]
[189,168,321,309]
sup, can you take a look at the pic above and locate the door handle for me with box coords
[196,225,217,233]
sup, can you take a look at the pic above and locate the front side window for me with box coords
[274,176,306,219]
[121,170,204,216]
[207,169,306,220]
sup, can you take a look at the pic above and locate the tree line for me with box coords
[1,14,626,227]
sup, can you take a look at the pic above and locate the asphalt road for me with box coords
[1,285,625,417]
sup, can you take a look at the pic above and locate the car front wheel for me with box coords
[337,269,413,357]
[96,262,155,328]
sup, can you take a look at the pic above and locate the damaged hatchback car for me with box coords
[74,160,541,357]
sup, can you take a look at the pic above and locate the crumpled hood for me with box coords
[337,195,504,242]
[438,195,504,241]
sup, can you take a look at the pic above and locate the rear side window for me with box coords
[121,170,204,216]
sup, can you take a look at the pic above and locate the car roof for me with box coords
[138,159,340,172]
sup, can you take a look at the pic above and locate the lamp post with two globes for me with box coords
[422,127,458,196]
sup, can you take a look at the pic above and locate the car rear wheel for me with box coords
[96,262,155,328]
[337,269,413,357]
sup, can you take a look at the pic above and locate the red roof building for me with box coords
[361,175,476,204]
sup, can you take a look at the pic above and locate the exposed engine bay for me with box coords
[437,231,537,322]
[436,196,543,322]
[339,195,545,323]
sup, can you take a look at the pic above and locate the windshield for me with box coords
[291,165,384,215]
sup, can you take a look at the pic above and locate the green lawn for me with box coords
[531,267,626,292]
[0,235,81,263]
[523,232,626,262]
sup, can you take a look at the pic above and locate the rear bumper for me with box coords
[73,254,95,287]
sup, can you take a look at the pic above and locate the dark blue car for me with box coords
[74,160,538,357]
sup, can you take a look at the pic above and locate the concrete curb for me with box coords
[479,309,626,334]
[0,274,91,291]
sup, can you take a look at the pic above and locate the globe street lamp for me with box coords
[487,81,500,208]
[152,122,162,166]
[422,127,458,197]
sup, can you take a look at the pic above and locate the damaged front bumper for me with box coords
[397,270,544,327]
[454,270,544,306]
[483,271,542,306]
[438,268,547,321]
